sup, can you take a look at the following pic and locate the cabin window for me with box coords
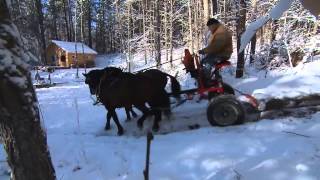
[61,55,66,62]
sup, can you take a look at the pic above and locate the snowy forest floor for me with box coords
[1,51,320,180]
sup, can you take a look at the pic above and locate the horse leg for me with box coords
[135,104,150,129]
[149,90,169,131]
[110,109,124,136]
[125,107,132,122]
[130,107,138,118]
[105,111,112,130]
[152,109,161,132]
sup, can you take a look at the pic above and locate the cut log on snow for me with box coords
[261,105,320,120]
[249,94,320,121]
[262,94,320,111]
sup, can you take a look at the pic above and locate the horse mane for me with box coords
[103,67,124,77]
[85,69,104,83]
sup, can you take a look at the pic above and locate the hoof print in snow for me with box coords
[105,125,111,131]
[117,130,124,136]
[152,126,159,132]
[137,122,143,129]
[72,166,81,172]
[188,124,200,130]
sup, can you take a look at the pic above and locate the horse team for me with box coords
[83,67,181,136]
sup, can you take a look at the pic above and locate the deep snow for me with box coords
[0,53,320,180]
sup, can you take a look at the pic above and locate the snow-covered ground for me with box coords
[1,53,320,180]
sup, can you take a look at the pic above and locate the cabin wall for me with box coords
[46,44,58,65]
[46,44,68,67]
[66,53,96,67]
[46,43,96,67]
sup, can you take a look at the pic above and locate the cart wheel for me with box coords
[208,83,235,100]
[207,95,245,126]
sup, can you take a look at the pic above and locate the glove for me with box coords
[198,49,205,55]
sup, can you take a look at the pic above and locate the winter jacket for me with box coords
[202,24,233,59]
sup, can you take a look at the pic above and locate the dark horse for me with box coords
[83,67,181,135]
[84,68,181,120]
[137,69,181,101]
[84,68,138,121]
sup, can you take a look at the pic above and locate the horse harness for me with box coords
[91,73,121,106]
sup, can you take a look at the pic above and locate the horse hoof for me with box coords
[105,126,111,131]
[117,130,124,136]
[125,118,131,122]
[137,122,143,129]
[152,126,159,132]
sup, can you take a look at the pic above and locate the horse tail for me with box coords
[165,73,181,101]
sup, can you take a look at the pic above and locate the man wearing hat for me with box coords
[198,18,233,80]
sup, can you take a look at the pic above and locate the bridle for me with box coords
[86,75,103,106]
[90,72,120,106]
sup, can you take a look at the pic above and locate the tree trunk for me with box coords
[250,0,257,64]
[212,0,218,16]
[188,0,194,52]
[223,0,227,24]
[196,0,202,53]
[127,2,132,71]
[68,0,74,41]
[236,0,247,78]
[203,0,210,21]
[270,20,279,43]
[164,2,169,62]
[63,0,71,41]
[49,0,58,40]
[0,1,56,180]
[35,0,47,64]
[142,0,147,64]
[268,20,279,63]
[87,0,92,48]
[250,34,257,64]
[169,0,174,65]
[97,0,106,53]
[155,0,161,66]
[259,27,264,46]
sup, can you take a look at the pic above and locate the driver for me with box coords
[198,18,233,79]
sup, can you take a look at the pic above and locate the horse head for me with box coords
[83,69,105,95]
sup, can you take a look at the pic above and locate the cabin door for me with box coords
[60,55,66,67]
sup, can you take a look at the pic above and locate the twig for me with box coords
[233,169,242,180]
[282,131,311,138]
[144,132,154,180]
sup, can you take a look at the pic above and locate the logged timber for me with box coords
[263,94,320,111]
